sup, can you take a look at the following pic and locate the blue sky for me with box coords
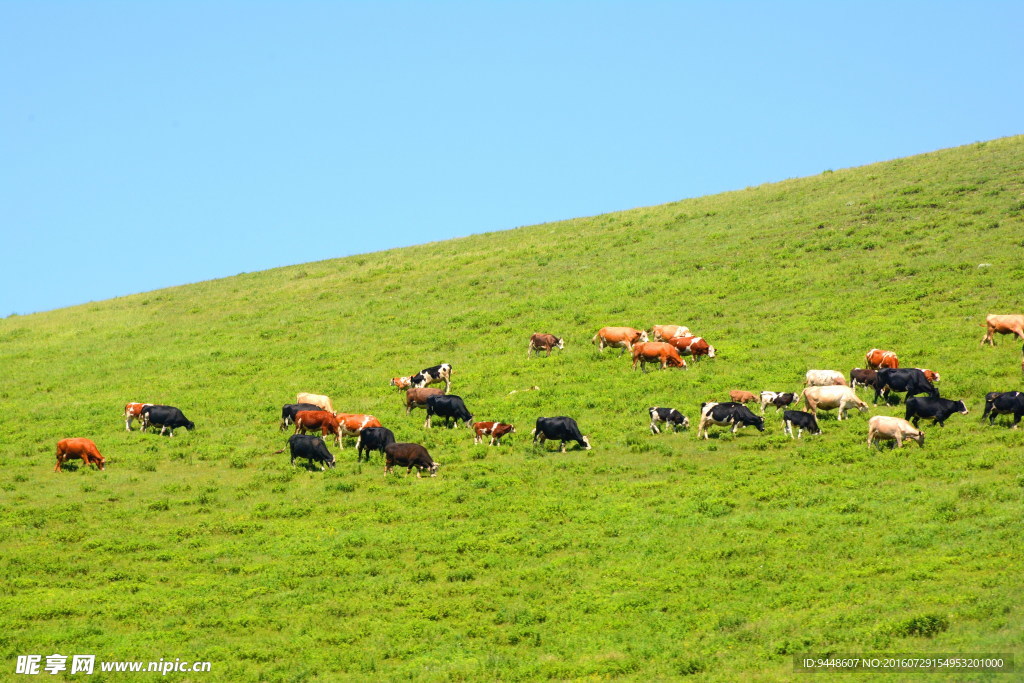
[2,1,1021,316]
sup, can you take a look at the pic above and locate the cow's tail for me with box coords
[591,333,599,345]
[273,448,286,455]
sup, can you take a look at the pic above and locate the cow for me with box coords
[667,335,716,360]
[982,391,1008,421]
[867,415,925,449]
[873,368,939,405]
[650,325,690,341]
[804,370,847,387]
[532,417,591,451]
[335,413,383,449]
[279,403,324,430]
[983,391,1024,428]
[649,407,689,434]
[473,421,516,445]
[729,390,758,404]
[424,395,473,429]
[411,364,453,392]
[631,342,686,371]
[296,392,334,414]
[782,410,821,439]
[904,397,969,427]
[141,405,195,436]
[865,348,899,369]
[528,333,564,357]
[759,391,800,413]
[384,442,438,477]
[54,438,106,472]
[849,368,878,389]
[980,314,1024,346]
[123,402,152,431]
[801,386,869,420]
[697,402,765,439]
[592,327,648,353]
[918,368,941,383]
[390,377,412,390]
[357,427,396,462]
[404,387,445,415]
[294,410,342,446]
[280,434,336,470]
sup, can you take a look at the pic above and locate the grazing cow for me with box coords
[729,390,758,404]
[411,364,453,392]
[404,387,445,415]
[782,410,821,439]
[279,403,324,430]
[141,405,195,436]
[904,397,969,427]
[123,402,152,431]
[649,407,689,434]
[801,386,869,420]
[918,368,941,383]
[528,333,564,357]
[865,348,899,369]
[982,391,1008,421]
[804,370,847,387]
[424,395,473,429]
[867,415,925,448]
[384,442,438,477]
[631,342,686,371]
[54,438,106,472]
[981,314,1024,346]
[650,325,690,341]
[473,421,516,445]
[849,368,878,389]
[759,391,800,414]
[667,335,716,360]
[294,410,342,446]
[357,427,396,462]
[390,377,412,390]
[697,402,765,439]
[335,413,383,449]
[983,391,1024,428]
[532,417,591,451]
[592,327,648,353]
[281,434,336,470]
[872,368,939,405]
[296,392,334,414]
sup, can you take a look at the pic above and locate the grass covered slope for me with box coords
[1,136,1023,679]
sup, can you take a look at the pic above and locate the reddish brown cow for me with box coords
[981,314,1024,346]
[631,342,686,371]
[123,402,151,431]
[918,368,941,383]
[650,324,690,341]
[473,421,516,445]
[405,387,445,415]
[865,348,899,369]
[667,335,716,360]
[729,390,758,404]
[294,410,342,447]
[54,438,106,472]
[390,377,412,390]
[592,326,648,353]
[528,333,564,357]
[336,413,383,449]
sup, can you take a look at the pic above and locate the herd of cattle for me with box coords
[51,314,1024,474]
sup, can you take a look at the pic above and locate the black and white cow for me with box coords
[759,391,800,414]
[982,391,1008,420]
[357,427,396,462]
[983,391,1024,428]
[141,405,195,436]
[904,397,969,427]
[649,407,689,434]
[424,394,473,429]
[872,368,939,405]
[285,434,336,470]
[782,410,821,438]
[697,402,765,439]
[279,403,325,431]
[532,417,591,452]
[412,363,452,392]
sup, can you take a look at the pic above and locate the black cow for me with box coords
[904,397,969,427]
[384,442,438,477]
[357,427,396,462]
[411,363,452,392]
[424,394,472,429]
[983,391,1024,428]
[141,405,195,437]
[279,403,324,431]
[283,434,336,470]
[697,402,765,439]
[782,410,821,438]
[849,367,877,390]
[872,368,939,405]
[649,407,689,434]
[532,417,591,451]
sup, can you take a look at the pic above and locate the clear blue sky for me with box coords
[2,2,1021,316]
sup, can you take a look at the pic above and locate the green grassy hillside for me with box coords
[1,136,1023,680]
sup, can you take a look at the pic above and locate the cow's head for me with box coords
[185,421,196,431]
[750,415,766,432]
[555,338,564,349]
[707,345,716,358]
[638,331,650,343]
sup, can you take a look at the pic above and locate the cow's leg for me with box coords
[560,441,567,453]
[1013,412,1022,429]
[650,420,660,435]
[424,414,432,429]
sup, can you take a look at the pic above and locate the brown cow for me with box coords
[865,348,899,369]
[294,410,342,447]
[528,333,564,357]
[54,438,106,472]
[336,413,383,449]
[667,335,716,360]
[405,387,445,415]
[384,442,438,477]
[123,402,151,431]
[473,421,516,445]
[981,314,1024,346]
[729,390,758,404]
[650,324,690,341]
[631,342,686,371]
[390,377,412,390]
[592,326,648,353]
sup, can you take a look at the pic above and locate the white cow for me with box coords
[804,369,848,387]
[867,415,924,448]
[801,385,869,420]
[296,392,334,414]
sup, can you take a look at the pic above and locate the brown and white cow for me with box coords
[917,368,941,383]
[54,438,106,472]
[294,410,342,447]
[296,392,334,414]
[804,369,847,387]
[631,342,686,371]
[123,402,152,431]
[390,377,412,390]
[729,390,758,404]
[650,324,690,341]
[473,421,516,445]
[867,415,924,448]
[592,326,648,353]
[667,335,716,360]
[865,348,899,369]
[405,387,445,415]
[801,385,869,420]
[335,413,383,449]
[981,314,1024,346]
[528,333,564,357]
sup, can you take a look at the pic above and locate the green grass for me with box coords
[2,136,1023,680]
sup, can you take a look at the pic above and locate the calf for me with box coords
[904,397,968,427]
[849,368,877,390]
[473,421,516,445]
[981,313,1024,346]
[697,402,765,439]
[782,410,821,439]
[801,386,869,420]
[124,402,152,431]
[532,417,591,451]
[631,342,686,371]
[405,387,445,415]
[867,415,924,448]
[865,348,899,369]
[649,407,689,434]
[357,427,396,462]
[297,392,334,414]
[54,438,106,472]
[805,369,847,387]
[592,326,648,353]
[729,390,758,404]
[384,442,438,477]
[983,391,1024,428]
[282,434,336,470]
[528,333,564,357]
[280,402,324,430]
[424,395,473,429]
[411,364,453,392]
[873,368,939,405]
[141,405,195,437]
[294,410,342,447]
[759,391,799,414]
